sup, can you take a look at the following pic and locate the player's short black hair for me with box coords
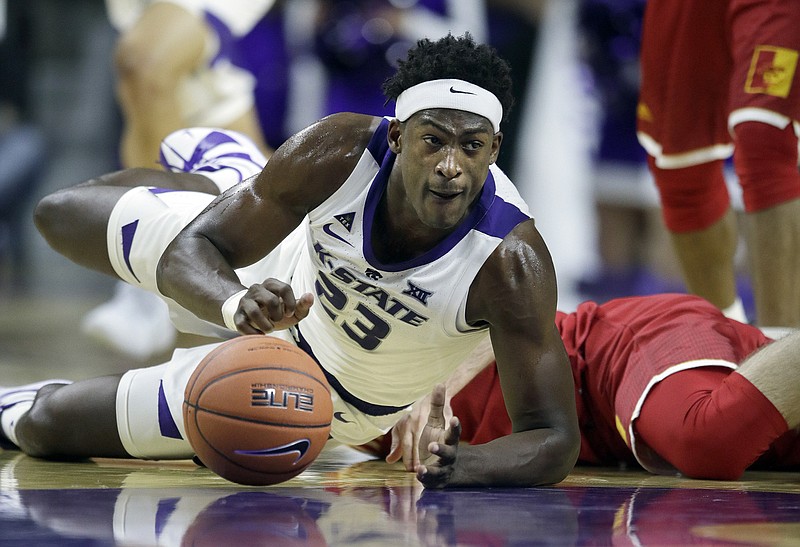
[382,33,515,121]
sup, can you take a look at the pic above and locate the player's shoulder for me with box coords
[466,218,558,326]
[253,113,384,209]
[279,112,383,165]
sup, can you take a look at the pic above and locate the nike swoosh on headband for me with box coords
[449,86,476,95]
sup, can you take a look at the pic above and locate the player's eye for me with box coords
[463,141,483,151]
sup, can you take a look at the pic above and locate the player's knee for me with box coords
[33,190,73,248]
[732,121,800,212]
[113,40,183,99]
[650,158,730,232]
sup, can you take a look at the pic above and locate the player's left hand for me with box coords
[387,392,431,471]
[414,384,462,489]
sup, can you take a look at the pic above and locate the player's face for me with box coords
[389,110,501,231]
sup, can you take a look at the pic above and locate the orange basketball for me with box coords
[183,335,333,486]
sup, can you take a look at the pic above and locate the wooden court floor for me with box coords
[2,296,800,545]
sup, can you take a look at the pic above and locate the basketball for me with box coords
[183,335,333,486]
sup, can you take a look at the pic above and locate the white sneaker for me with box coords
[158,127,268,192]
[81,283,177,361]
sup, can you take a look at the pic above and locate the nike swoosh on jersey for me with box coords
[449,86,476,95]
[234,439,311,464]
[323,222,353,247]
[333,411,352,423]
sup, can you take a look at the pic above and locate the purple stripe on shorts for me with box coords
[158,381,183,440]
[120,220,141,283]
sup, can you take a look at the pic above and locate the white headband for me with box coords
[395,78,503,133]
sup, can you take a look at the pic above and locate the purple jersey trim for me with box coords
[296,328,411,416]
[361,154,529,272]
[366,118,391,163]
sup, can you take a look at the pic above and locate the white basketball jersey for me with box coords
[287,118,532,417]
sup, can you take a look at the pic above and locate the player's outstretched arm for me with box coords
[156,113,381,332]
[420,220,580,487]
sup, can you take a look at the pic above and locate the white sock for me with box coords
[721,297,748,323]
[1,400,33,447]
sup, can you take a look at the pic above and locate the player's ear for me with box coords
[489,131,503,164]
[388,118,402,153]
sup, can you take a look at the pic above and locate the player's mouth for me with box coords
[429,189,462,201]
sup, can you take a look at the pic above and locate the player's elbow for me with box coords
[549,426,581,483]
[521,426,581,487]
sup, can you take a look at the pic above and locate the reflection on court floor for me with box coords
[2,446,800,545]
[3,299,800,545]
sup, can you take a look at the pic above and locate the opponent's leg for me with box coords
[635,365,789,480]
[669,208,741,317]
[735,330,800,428]
[649,158,745,320]
[734,122,800,328]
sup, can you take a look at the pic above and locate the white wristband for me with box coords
[221,289,248,331]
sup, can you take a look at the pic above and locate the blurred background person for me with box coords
[508,0,599,311]
[0,1,47,289]
[82,0,278,361]
[574,0,687,305]
[282,0,489,134]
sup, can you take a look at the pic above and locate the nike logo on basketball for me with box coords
[334,411,352,424]
[234,439,310,464]
[449,86,476,95]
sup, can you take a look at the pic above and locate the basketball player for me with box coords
[1,34,580,488]
[636,0,800,327]
[388,293,800,480]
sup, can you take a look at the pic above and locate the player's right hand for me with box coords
[233,279,314,334]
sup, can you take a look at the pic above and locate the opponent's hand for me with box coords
[414,385,462,489]
[232,279,314,334]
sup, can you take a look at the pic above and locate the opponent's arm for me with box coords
[156,113,381,333]
[416,219,580,487]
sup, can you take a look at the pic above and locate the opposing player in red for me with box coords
[636,0,800,328]
[389,293,800,480]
